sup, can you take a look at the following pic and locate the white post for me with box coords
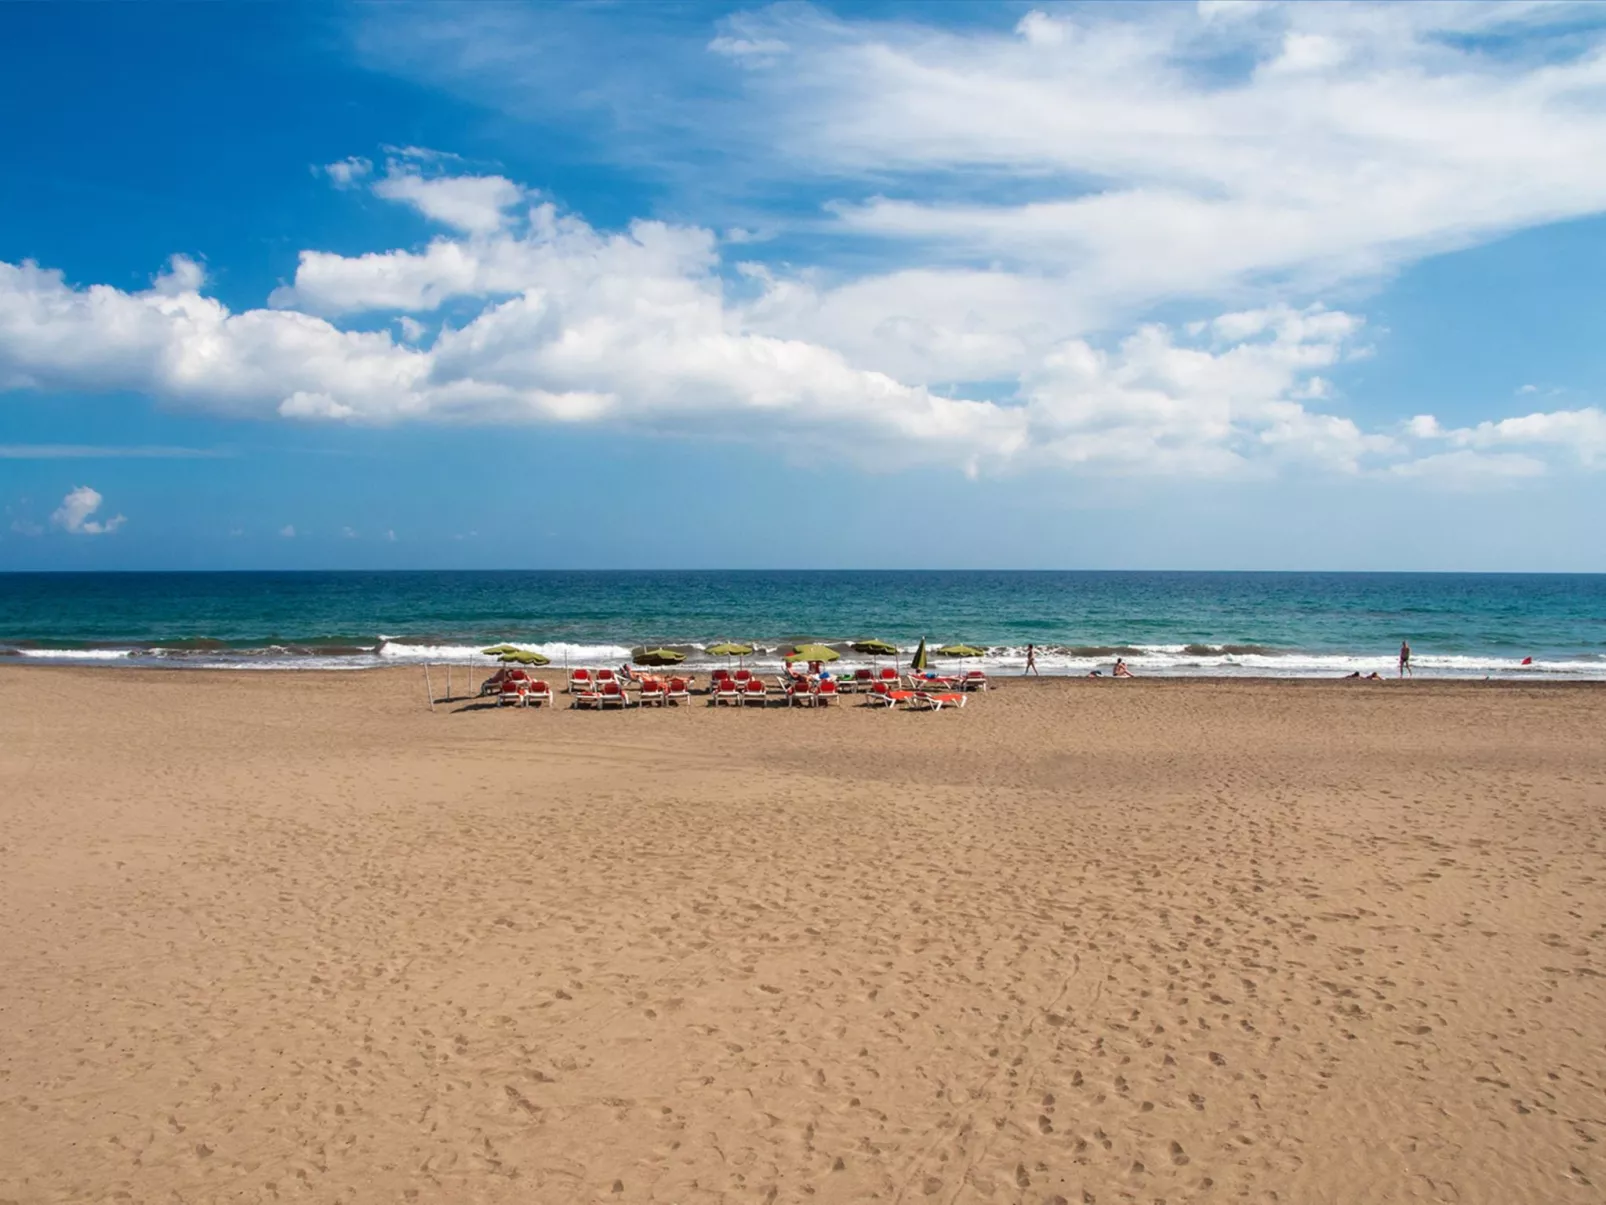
[424,663,435,711]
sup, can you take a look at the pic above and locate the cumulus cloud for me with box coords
[1406,406,1606,467]
[50,486,125,535]
[321,156,372,188]
[0,143,1600,482]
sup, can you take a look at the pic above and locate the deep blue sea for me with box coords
[1,570,1603,678]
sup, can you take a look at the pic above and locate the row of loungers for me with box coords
[709,676,968,710]
[710,667,989,693]
[485,667,982,710]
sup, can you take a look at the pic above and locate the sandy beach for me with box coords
[2,666,1602,1204]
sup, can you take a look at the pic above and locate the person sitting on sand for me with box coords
[1367,671,1383,680]
[1113,658,1133,678]
[1087,669,1103,677]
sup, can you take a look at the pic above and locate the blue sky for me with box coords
[3,0,1606,571]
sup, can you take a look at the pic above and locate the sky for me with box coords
[3,0,1606,571]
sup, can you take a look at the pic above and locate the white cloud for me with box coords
[279,524,296,538]
[369,151,525,234]
[384,529,397,542]
[1425,406,1606,466]
[710,4,1606,300]
[50,486,125,535]
[322,156,372,188]
[9,517,42,537]
[342,526,359,538]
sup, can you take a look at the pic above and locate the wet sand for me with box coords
[2,666,1603,1204]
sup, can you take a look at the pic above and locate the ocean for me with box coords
[0,570,1602,679]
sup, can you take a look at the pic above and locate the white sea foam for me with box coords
[15,648,133,661]
[375,640,634,665]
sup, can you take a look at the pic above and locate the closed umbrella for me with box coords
[910,638,929,673]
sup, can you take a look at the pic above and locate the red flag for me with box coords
[1521,656,1533,665]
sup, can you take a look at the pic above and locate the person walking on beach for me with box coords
[1399,640,1412,678]
[1024,643,1039,675]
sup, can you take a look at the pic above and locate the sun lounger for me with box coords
[524,679,553,707]
[594,668,618,690]
[742,678,768,707]
[866,681,911,708]
[498,679,526,706]
[961,670,989,691]
[714,679,740,706]
[599,680,629,709]
[789,682,816,707]
[816,678,839,706]
[639,677,667,707]
[910,691,966,711]
[568,669,594,694]
[570,689,601,710]
[666,676,691,705]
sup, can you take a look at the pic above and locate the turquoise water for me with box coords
[1,570,1603,678]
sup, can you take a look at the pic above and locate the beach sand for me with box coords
[2,667,1603,1204]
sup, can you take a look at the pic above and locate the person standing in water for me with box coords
[1024,644,1039,675]
[1399,640,1412,678]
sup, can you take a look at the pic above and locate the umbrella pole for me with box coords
[424,663,435,712]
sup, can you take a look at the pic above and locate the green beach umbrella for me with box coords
[851,639,899,656]
[937,644,987,658]
[910,638,929,672]
[707,642,754,661]
[784,643,840,663]
[482,644,521,657]
[633,647,687,667]
[499,649,550,666]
